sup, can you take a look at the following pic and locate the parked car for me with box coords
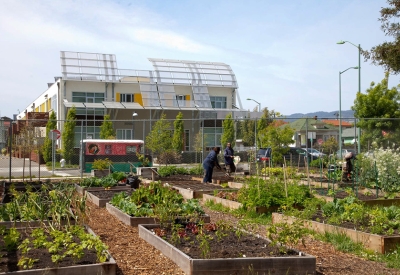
[283,147,318,165]
[306,148,326,158]
[256,147,272,162]
[256,147,317,166]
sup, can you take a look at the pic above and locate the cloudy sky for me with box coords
[0,0,398,118]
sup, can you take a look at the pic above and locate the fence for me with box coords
[1,116,400,181]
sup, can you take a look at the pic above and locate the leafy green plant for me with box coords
[99,174,118,189]
[92,158,112,170]
[112,171,126,182]
[4,227,20,251]
[110,181,205,220]
[266,218,307,253]
[237,178,311,209]
[196,232,213,259]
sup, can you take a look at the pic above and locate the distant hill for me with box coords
[283,110,355,122]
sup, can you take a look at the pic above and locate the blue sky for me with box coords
[0,0,398,118]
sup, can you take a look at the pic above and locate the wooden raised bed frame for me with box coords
[139,224,316,275]
[272,213,400,254]
[106,203,210,227]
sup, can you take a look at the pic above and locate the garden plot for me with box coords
[139,223,316,275]
[86,189,134,207]
[169,182,238,199]
[0,226,116,274]
[272,212,400,254]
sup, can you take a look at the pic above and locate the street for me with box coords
[0,157,84,179]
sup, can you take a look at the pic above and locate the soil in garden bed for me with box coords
[309,210,400,236]
[153,224,299,259]
[88,189,134,200]
[167,181,237,191]
[213,190,239,201]
[313,188,395,201]
[0,229,102,272]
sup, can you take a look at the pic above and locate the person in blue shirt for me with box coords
[224,142,235,176]
[202,147,222,183]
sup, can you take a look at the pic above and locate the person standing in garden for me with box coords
[202,147,222,183]
[224,142,235,176]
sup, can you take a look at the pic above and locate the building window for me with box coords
[72,92,104,103]
[117,129,133,139]
[51,95,57,113]
[120,94,134,103]
[203,127,223,148]
[210,96,227,109]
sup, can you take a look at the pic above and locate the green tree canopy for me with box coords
[259,124,294,165]
[43,111,57,163]
[100,114,116,139]
[239,116,255,147]
[172,112,184,152]
[367,0,400,74]
[221,113,234,148]
[146,113,172,155]
[62,106,76,164]
[352,73,400,148]
[257,108,281,147]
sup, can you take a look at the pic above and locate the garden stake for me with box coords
[305,156,311,190]
[320,157,323,189]
[283,164,288,198]
[375,161,378,198]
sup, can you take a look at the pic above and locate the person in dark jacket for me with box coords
[202,147,222,183]
[224,142,235,176]
[343,152,355,181]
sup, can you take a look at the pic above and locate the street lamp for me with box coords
[132,112,138,139]
[246,98,261,112]
[337,40,362,154]
[339,66,358,160]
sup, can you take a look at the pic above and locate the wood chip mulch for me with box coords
[86,200,400,275]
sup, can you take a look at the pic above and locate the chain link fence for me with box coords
[1,116,399,181]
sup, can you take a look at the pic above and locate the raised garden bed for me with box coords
[312,188,400,206]
[169,182,238,200]
[74,183,131,196]
[86,189,134,207]
[106,203,210,227]
[139,223,316,275]
[0,226,116,274]
[272,212,400,254]
[203,194,242,210]
[203,194,285,214]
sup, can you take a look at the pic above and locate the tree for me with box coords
[367,0,400,74]
[146,113,172,156]
[352,73,400,148]
[239,116,255,147]
[172,112,184,152]
[320,137,338,155]
[100,114,116,139]
[221,114,234,148]
[257,108,281,147]
[62,106,76,164]
[43,111,57,163]
[259,124,294,165]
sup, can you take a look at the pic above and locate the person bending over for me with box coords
[202,147,222,183]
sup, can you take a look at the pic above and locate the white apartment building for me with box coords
[17,51,255,151]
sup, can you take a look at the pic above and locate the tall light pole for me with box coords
[337,40,362,154]
[132,112,138,139]
[246,98,261,112]
[339,66,358,160]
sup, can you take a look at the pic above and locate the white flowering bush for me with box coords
[363,147,400,193]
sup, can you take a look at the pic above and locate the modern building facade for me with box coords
[17,51,252,152]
